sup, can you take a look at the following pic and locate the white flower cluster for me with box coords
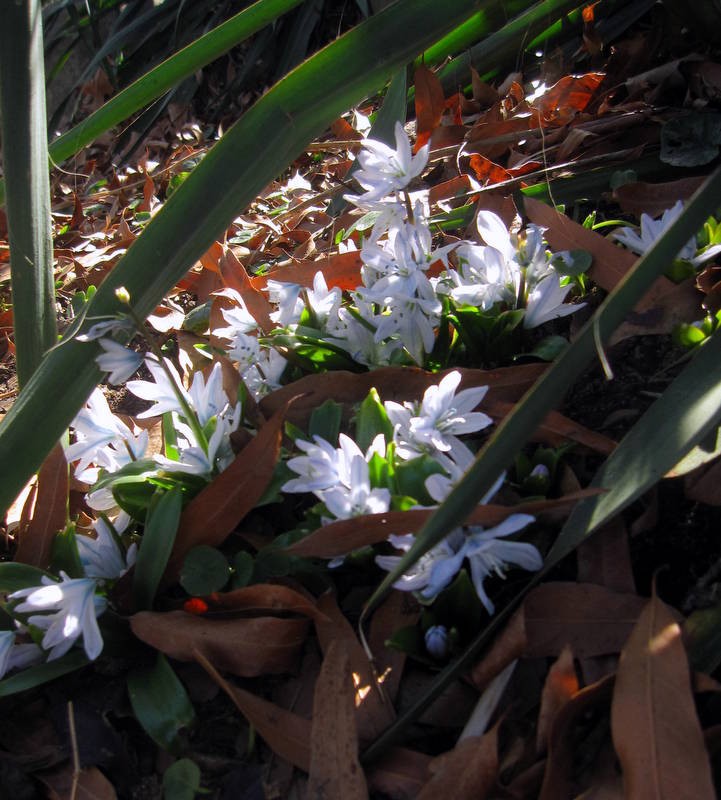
[283,371,542,611]
[212,122,584,375]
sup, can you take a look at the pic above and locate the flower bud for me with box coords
[115,286,131,305]
[424,625,449,660]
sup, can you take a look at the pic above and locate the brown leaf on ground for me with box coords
[417,725,499,800]
[307,639,369,800]
[684,456,721,506]
[314,593,395,744]
[40,765,117,800]
[259,364,547,424]
[613,177,706,217]
[202,584,329,623]
[196,649,311,771]
[15,443,67,569]
[366,747,432,799]
[532,72,606,123]
[368,590,419,704]
[539,674,615,800]
[484,400,617,454]
[414,65,446,152]
[611,591,715,799]
[219,246,275,333]
[249,250,363,292]
[536,645,579,754]
[163,400,289,582]
[131,610,308,677]
[286,491,600,559]
[577,517,636,594]
[471,583,648,689]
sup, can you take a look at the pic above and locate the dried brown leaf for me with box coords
[131,610,308,677]
[539,674,615,800]
[577,517,635,594]
[40,765,117,800]
[203,583,329,623]
[611,592,715,799]
[417,725,499,800]
[367,747,432,799]
[536,645,579,754]
[368,590,419,704]
[314,593,395,744]
[307,639,369,800]
[613,177,706,217]
[196,648,311,770]
[16,443,67,569]
[414,65,446,151]
[259,364,547,425]
[286,491,599,559]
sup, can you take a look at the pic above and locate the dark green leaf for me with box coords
[127,654,195,754]
[179,546,231,596]
[163,758,202,800]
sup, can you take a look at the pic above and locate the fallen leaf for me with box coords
[532,72,606,123]
[203,584,329,623]
[366,747,432,799]
[611,591,715,799]
[307,640,368,799]
[259,364,547,425]
[471,583,648,689]
[249,250,363,292]
[539,674,615,800]
[613,177,706,217]
[414,65,445,152]
[314,593,395,744]
[417,725,499,800]
[577,517,636,594]
[286,492,600,559]
[219,246,275,333]
[163,400,289,582]
[15,443,67,569]
[196,649,311,770]
[368,589,419,704]
[536,645,579,754]
[131,610,308,677]
[40,765,117,800]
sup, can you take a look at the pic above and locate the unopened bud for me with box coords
[424,625,449,660]
[115,286,131,305]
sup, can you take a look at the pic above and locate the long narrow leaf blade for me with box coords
[0,0,486,518]
[0,0,57,385]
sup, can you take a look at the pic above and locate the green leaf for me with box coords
[230,551,254,589]
[163,758,202,800]
[685,601,721,674]
[179,546,231,596]
[355,387,394,452]
[0,563,52,594]
[51,523,84,579]
[0,0,57,385]
[127,654,195,754]
[133,487,183,610]
[0,0,485,519]
[308,399,343,445]
[0,650,88,698]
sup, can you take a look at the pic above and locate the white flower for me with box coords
[0,631,43,679]
[375,514,540,613]
[446,244,515,310]
[349,121,429,204]
[76,317,134,343]
[305,271,342,327]
[384,371,491,461]
[322,453,391,520]
[64,388,148,480]
[212,290,258,341]
[95,338,142,384]
[9,572,107,661]
[188,362,233,427]
[523,273,585,328]
[76,517,134,580]
[371,290,441,365]
[267,280,304,326]
[127,357,190,419]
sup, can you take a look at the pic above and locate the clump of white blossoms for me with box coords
[613,200,721,267]
[210,121,586,374]
[282,371,543,612]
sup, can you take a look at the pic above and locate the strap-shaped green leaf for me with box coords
[0,0,487,518]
